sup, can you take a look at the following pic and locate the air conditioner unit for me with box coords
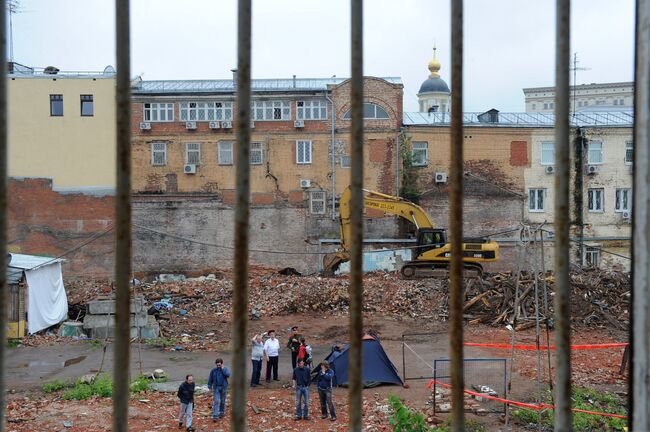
[222,121,233,129]
[622,211,632,220]
[299,179,311,188]
[545,165,556,174]
[183,164,196,174]
[185,121,197,130]
[294,120,305,128]
[435,172,448,183]
[139,122,151,130]
[587,165,599,174]
[209,121,220,129]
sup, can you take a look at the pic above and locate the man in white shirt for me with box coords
[264,329,280,382]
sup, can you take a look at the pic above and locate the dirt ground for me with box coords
[4,270,630,431]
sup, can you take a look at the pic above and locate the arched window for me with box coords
[343,103,390,120]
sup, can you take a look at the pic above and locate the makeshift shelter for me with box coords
[315,335,403,387]
[7,253,68,335]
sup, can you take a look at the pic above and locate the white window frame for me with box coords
[218,141,233,165]
[584,246,600,268]
[144,103,174,122]
[309,191,326,215]
[625,142,633,165]
[251,100,291,121]
[296,100,328,120]
[540,141,555,165]
[185,142,201,165]
[615,188,632,212]
[412,142,428,167]
[250,142,264,165]
[340,155,351,168]
[296,140,312,164]
[528,188,545,212]
[151,142,167,166]
[588,140,603,165]
[342,102,390,120]
[179,101,233,121]
[588,188,605,212]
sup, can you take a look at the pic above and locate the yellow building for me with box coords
[8,63,116,192]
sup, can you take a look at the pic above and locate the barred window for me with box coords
[180,101,233,121]
[310,191,326,214]
[185,143,201,165]
[296,140,312,164]
[252,100,291,120]
[584,246,600,267]
[151,142,167,166]
[340,155,351,168]
[615,188,632,212]
[588,188,604,212]
[296,100,328,120]
[250,142,263,165]
[218,141,233,165]
[144,103,174,122]
[625,142,633,164]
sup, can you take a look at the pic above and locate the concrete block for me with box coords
[89,326,141,339]
[138,316,160,339]
[88,296,145,315]
[83,312,149,329]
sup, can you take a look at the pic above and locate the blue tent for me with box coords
[317,335,403,387]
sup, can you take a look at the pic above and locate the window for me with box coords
[218,141,233,165]
[588,140,603,164]
[584,100,589,106]
[180,101,233,121]
[252,100,291,121]
[620,98,625,106]
[144,103,174,122]
[625,142,633,164]
[310,191,326,214]
[588,188,604,212]
[340,155,351,168]
[412,142,428,166]
[50,94,63,116]
[342,103,390,119]
[543,103,548,109]
[151,142,167,166]
[80,95,93,116]
[296,140,312,164]
[584,246,600,267]
[614,99,619,106]
[528,188,545,212]
[297,100,328,120]
[615,188,632,212]
[540,141,555,165]
[532,103,536,110]
[250,142,263,165]
[185,143,201,165]
[549,102,554,109]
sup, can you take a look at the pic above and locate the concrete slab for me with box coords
[83,312,149,329]
[87,296,145,315]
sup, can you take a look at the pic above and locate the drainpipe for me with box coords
[396,127,405,196]
[573,127,585,265]
[326,92,336,220]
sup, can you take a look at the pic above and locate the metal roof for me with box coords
[403,111,634,127]
[133,77,402,94]
[7,253,64,271]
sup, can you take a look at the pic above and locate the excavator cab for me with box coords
[415,228,448,258]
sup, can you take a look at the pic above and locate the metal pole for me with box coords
[231,0,251,430]
[449,0,465,430]
[326,93,337,220]
[113,0,132,431]
[632,0,650,429]
[554,0,572,429]
[349,0,364,430]
[0,1,9,430]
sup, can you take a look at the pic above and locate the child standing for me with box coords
[177,374,195,431]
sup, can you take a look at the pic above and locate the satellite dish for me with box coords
[103,65,116,75]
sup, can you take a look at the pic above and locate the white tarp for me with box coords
[26,262,68,334]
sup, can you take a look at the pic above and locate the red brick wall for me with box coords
[510,141,529,166]
[8,178,115,278]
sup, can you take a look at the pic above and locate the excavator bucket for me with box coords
[322,252,350,276]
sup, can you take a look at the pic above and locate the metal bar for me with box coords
[553,0,572,429]
[402,335,406,383]
[0,1,9,430]
[348,0,364,430]
[113,0,132,431]
[632,0,650,429]
[449,0,465,430]
[231,0,251,430]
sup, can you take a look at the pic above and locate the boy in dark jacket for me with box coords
[317,361,336,421]
[177,375,195,431]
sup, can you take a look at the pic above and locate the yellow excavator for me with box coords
[322,187,500,278]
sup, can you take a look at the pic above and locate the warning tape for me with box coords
[463,342,628,351]
[427,380,627,420]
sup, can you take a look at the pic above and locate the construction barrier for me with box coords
[427,380,627,420]
[463,342,628,351]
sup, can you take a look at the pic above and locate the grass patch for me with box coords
[86,339,103,350]
[42,379,70,393]
[511,386,627,431]
[387,395,487,432]
[62,375,113,400]
[6,339,21,348]
[130,376,151,393]
[143,337,177,348]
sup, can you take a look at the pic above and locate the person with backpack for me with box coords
[208,358,230,421]
[177,374,196,431]
[317,361,336,421]
[297,337,312,365]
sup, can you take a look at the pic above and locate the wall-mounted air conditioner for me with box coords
[184,164,196,174]
[622,211,631,220]
[299,179,311,188]
[545,165,555,174]
[222,121,233,129]
[587,165,599,174]
[435,172,448,183]
[139,122,151,130]
[294,120,305,128]
[186,121,197,130]
[209,121,220,129]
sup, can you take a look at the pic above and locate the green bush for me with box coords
[62,375,113,400]
[144,337,177,348]
[42,379,69,393]
[130,376,150,393]
[388,394,431,432]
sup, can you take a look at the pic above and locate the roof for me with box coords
[523,81,634,93]
[418,76,450,94]
[403,111,634,127]
[132,77,402,94]
[7,253,64,271]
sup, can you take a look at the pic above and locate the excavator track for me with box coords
[400,261,483,279]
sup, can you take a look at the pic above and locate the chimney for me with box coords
[293,74,296,88]
[231,69,237,88]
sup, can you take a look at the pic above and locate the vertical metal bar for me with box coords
[349,0,364,430]
[554,0,572,429]
[632,0,650,429]
[231,0,251,430]
[449,0,465,430]
[0,1,9,430]
[113,0,132,431]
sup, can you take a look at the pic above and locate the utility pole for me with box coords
[6,1,21,62]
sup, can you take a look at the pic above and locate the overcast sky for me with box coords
[10,0,635,112]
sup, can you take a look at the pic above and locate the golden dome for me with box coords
[428,46,441,78]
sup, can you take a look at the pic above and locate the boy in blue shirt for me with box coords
[292,359,311,420]
[207,358,230,421]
